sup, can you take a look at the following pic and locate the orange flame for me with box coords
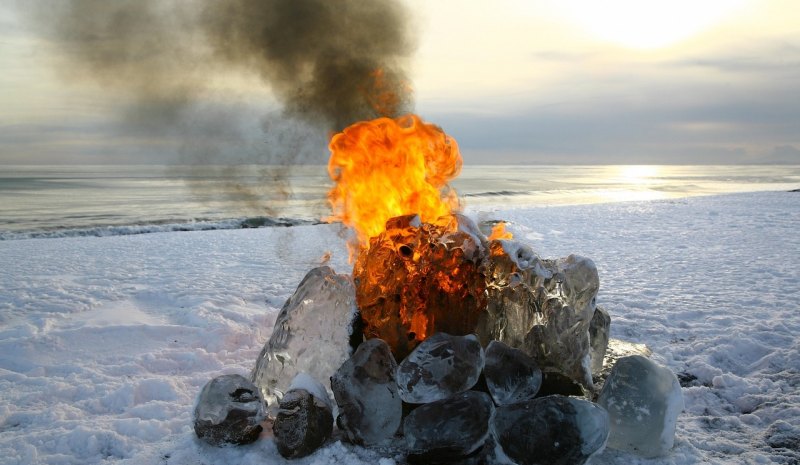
[327,114,462,247]
[488,222,513,241]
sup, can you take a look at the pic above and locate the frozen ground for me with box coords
[1,191,798,465]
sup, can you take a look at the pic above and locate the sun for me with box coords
[618,165,659,184]
[553,0,751,49]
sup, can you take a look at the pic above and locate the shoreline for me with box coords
[3,189,798,242]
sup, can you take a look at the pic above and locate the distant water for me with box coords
[1,164,798,240]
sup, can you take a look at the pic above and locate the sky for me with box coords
[1,0,799,165]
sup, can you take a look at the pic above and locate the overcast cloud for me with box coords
[0,1,798,165]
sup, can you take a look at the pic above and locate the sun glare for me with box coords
[554,0,750,49]
[619,165,659,184]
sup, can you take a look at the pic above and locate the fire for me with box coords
[488,222,513,241]
[327,114,487,358]
[326,114,462,248]
[352,215,487,359]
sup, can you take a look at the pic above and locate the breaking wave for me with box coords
[0,216,318,241]
[463,190,531,198]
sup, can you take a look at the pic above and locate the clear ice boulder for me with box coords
[331,338,402,445]
[483,340,542,405]
[193,374,266,446]
[493,395,609,465]
[251,266,359,411]
[597,354,684,457]
[403,390,495,464]
[272,373,334,459]
[396,332,484,404]
[477,240,599,391]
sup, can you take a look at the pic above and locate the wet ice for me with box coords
[193,374,265,446]
[483,340,542,405]
[331,338,402,445]
[251,266,359,411]
[597,355,684,457]
[396,333,484,404]
[478,241,599,390]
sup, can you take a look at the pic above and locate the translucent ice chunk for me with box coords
[477,241,599,390]
[396,333,484,404]
[597,355,684,457]
[193,374,265,446]
[331,338,402,445]
[273,375,334,459]
[589,306,611,376]
[493,395,609,465]
[484,340,542,405]
[288,372,332,411]
[403,391,494,463]
[251,266,358,411]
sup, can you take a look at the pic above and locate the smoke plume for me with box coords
[20,0,415,215]
[25,0,414,132]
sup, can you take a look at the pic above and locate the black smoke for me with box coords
[202,0,414,131]
[20,0,415,215]
[24,0,414,132]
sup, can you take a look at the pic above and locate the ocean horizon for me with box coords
[2,164,799,240]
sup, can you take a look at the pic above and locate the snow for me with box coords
[1,190,799,464]
[288,373,333,411]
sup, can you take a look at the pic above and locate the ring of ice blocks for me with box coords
[195,214,684,462]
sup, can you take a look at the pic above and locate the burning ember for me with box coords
[352,214,487,359]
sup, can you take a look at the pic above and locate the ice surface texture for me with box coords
[272,375,334,459]
[484,340,542,405]
[251,266,359,410]
[193,374,265,446]
[331,338,402,445]
[494,395,609,465]
[477,240,599,390]
[597,355,684,457]
[396,333,484,404]
[403,391,495,464]
[589,306,611,376]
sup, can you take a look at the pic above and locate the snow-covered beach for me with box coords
[1,190,798,465]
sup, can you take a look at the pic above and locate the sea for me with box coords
[2,164,799,240]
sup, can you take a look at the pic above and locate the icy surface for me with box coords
[493,395,609,465]
[251,266,358,411]
[589,307,611,375]
[483,340,542,405]
[478,245,599,390]
[598,355,684,457]
[0,192,799,464]
[288,372,332,411]
[331,338,402,445]
[403,391,494,463]
[272,385,334,459]
[396,333,484,404]
[592,338,653,395]
[193,374,265,446]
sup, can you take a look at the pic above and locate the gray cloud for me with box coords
[764,145,800,164]
[435,98,799,164]
[675,41,800,74]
